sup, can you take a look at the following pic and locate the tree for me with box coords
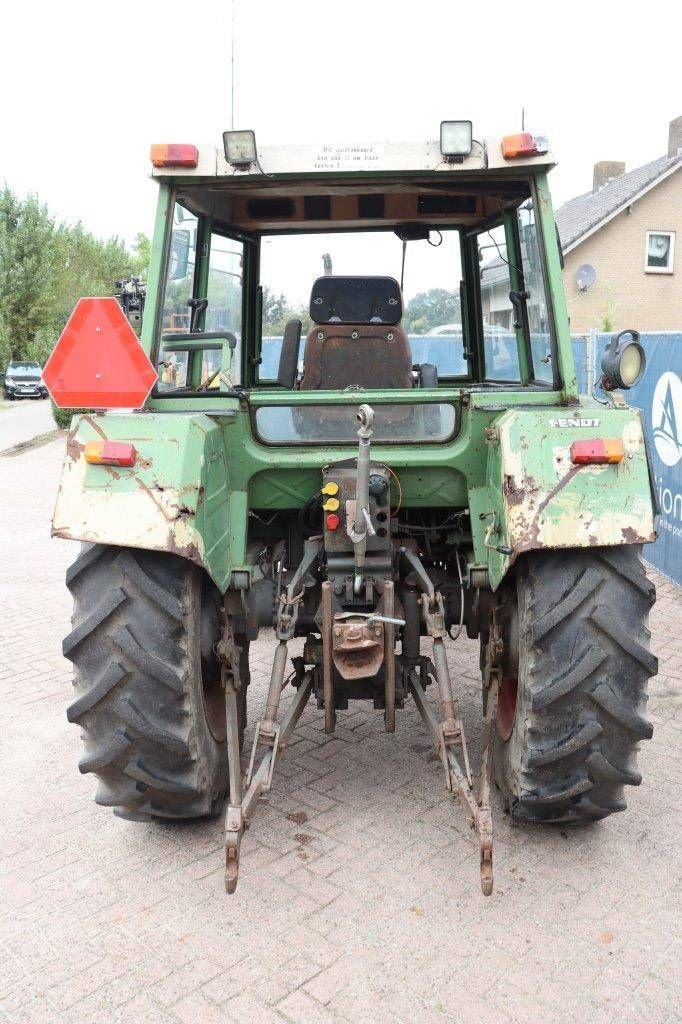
[0,187,58,362]
[403,288,461,335]
[206,269,243,333]
[262,287,289,331]
[261,285,311,336]
[0,184,143,366]
[130,232,151,276]
[33,223,135,363]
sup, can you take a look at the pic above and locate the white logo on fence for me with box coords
[652,371,682,467]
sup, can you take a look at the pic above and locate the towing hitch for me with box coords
[217,405,501,897]
[218,576,499,896]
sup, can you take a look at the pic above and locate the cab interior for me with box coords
[154,172,558,395]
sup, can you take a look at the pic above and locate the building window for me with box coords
[645,230,675,274]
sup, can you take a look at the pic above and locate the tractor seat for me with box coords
[298,276,413,391]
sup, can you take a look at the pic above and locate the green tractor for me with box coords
[50,124,658,895]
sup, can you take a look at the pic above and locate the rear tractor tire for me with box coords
[63,545,248,821]
[491,546,657,824]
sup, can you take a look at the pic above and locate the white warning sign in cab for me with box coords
[313,143,385,171]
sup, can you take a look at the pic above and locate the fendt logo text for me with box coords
[652,371,682,468]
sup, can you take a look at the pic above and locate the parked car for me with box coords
[3,361,49,400]
[426,322,463,336]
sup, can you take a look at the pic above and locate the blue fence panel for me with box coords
[573,332,681,585]
[260,334,469,379]
[571,336,589,394]
[407,335,467,375]
[260,337,283,379]
[592,333,682,585]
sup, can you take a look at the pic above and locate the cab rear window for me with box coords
[253,402,457,445]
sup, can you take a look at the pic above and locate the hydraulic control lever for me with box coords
[348,404,375,593]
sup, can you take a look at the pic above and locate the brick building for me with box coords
[557,117,681,333]
[479,118,681,336]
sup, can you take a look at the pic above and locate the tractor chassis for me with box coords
[217,547,501,897]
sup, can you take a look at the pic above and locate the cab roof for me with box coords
[152,136,555,233]
[151,136,556,181]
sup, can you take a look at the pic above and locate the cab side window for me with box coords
[161,204,197,334]
[477,200,555,386]
[477,225,521,381]
[206,232,244,384]
[158,208,244,390]
[517,201,553,383]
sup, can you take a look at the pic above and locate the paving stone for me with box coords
[0,439,680,1024]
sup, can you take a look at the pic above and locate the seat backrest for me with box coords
[299,276,413,391]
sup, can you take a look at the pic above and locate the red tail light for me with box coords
[84,441,137,467]
[150,144,199,168]
[570,439,624,465]
[501,133,549,159]
[501,133,536,159]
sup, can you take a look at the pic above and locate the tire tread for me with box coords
[495,546,656,824]
[64,544,229,820]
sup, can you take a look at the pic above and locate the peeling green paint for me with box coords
[52,391,656,594]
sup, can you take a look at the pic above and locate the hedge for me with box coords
[51,402,89,430]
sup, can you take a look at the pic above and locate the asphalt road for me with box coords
[0,397,56,452]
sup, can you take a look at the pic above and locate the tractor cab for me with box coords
[51,124,658,899]
[147,125,565,419]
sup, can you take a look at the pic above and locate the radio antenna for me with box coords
[230,0,236,129]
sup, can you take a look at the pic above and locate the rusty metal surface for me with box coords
[322,581,336,734]
[477,670,500,898]
[476,404,658,589]
[245,545,320,786]
[217,610,244,893]
[299,324,413,390]
[52,411,232,588]
[384,581,395,732]
[260,642,288,738]
[332,617,385,680]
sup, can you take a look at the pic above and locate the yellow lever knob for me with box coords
[322,497,340,512]
[321,481,339,496]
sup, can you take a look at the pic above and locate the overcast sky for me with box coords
[1,0,679,256]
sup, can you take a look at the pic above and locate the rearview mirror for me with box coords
[395,224,431,243]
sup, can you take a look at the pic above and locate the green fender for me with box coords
[469,403,657,590]
[52,412,237,591]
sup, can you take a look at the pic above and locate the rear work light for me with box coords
[501,133,549,159]
[440,120,473,162]
[601,329,646,391]
[223,129,258,168]
[570,439,624,465]
[84,441,137,467]
[150,144,199,168]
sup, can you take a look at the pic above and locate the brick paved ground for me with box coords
[1,438,680,1024]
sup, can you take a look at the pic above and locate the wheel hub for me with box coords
[496,676,517,741]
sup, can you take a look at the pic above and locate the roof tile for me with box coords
[555,153,680,250]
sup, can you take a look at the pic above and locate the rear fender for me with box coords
[471,406,657,590]
[52,413,232,590]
